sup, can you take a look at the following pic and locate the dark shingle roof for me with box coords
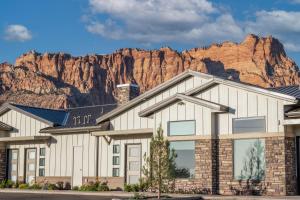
[267,85,300,99]
[59,104,116,129]
[11,103,67,125]
[8,103,116,129]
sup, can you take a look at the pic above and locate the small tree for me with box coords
[142,125,176,199]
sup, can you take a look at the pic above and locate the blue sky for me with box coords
[0,0,300,65]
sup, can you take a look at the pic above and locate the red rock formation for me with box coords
[0,34,298,108]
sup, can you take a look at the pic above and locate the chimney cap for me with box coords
[116,83,139,88]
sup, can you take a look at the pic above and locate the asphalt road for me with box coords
[0,192,126,200]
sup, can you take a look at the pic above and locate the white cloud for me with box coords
[86,0,243,45]
[245,10,300,52]
[4,24,32,42]
[85,0,300,52]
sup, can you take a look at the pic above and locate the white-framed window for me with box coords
[39,148,45,177]
[112,144,120,177]
[170,141,195,179]
[233,116,266,134]
[168,120,196,136]
[113,168,120,177]
[233,139,265,180]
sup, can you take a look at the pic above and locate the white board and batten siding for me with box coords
[0,109,98,178]
[97,136,150,178]
[110,75,211,131]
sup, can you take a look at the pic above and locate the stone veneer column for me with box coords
[0,143,6,181]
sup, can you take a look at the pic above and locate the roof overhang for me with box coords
[139,93,229,117]
[39,121,110,134]
[0,103,55,126]
[0,121,13,131]
[0,136,51,143]
[283,119,300,125]
[92,128,153,137]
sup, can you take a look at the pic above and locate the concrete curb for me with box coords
[0,189,201,198]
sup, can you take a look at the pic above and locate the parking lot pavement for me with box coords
[0,192,127,200]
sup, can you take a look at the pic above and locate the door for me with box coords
[7,149,18,182]
[126,144,141,184]
[72,146,83,187]
[25,149,36,184]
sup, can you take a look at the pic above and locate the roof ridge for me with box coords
[66,103,117,110]
[9,102,66,112]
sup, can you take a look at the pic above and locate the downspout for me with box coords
[96,135,99,179]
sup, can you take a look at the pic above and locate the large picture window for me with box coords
[168,120,195,136]
[170,141,195,178]
[233,117,266,134]
[234,139,265,180]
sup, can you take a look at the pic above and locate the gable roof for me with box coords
[96,70,298,123]
[0,103,67,126]
[139,93,229,117]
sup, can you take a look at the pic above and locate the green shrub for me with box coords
[0,180,6,188]
[0,179,14,188]
[97,182,109,191]
[124,184,141,192]
[124,184,133,192]
[19,183,29,189]
[80,182,98,191]
[47,184,57,190]
[129,192,147,199]
[29,183,42,190]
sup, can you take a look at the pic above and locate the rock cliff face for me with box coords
[0,34,299,108]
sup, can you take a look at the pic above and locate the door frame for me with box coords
[6,148,19,182]
[24,148,37,184]
[125,143,142,184]
[71,146,83,188]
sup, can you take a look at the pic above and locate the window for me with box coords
[234,139,265,180]
[233,117,266,133]
[168,120,196,136]
[113,156,120,165]
[113,145,120,154]
[39,169,45,177]
[170,141,195,178]
[40,148,46,156]
[112,168,120,177]
[39,148,45,177]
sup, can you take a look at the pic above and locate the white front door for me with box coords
[8,149,18,183]
[72,146,83,187]
[126,144,141,184]
[25,149,36,184]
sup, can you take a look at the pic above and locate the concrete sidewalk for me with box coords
[0,189,299,199]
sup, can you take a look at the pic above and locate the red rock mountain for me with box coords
[0,34,299,109]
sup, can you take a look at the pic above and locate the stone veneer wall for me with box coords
[0,144,6,181]
[174,136,297,196]
[116,84,140,105]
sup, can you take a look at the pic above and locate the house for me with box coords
[0,70,300,195]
